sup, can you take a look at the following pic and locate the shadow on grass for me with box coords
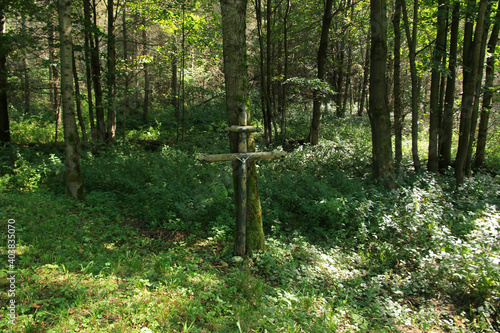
[1,187,498,332]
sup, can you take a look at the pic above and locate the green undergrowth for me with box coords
[0,115,499,332]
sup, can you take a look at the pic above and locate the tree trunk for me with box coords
[220,0,265,255]
[171,43,178,111]
[439,0,459,169]
[220,0,265,253]
[266,0,272,142]
[106,0,116,142]
[21,15,30,115]
[358,39,370,116]
[369,0,394,184]
[309,0,334,145]
[335,41,345,118]
[90,0,105,142]
[281,0,291,135]
[49,28,62,143]
[393,0,402,163]
[122,6,128,141]
[402,0,421,171]
[466,1,493,172]
[475,4,500,168]
[72,48,88,141]
[180,9,186,141]
[142,18,149,123]
[59,0,85,200]
[428,0,448,172]
[0,4,9,143]
[83,0,95,141]
[257,0,271,144]
[455,0,488,186]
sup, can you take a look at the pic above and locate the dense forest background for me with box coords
[1,0,500,332]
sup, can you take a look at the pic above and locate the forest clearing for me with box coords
[1,0,500,332]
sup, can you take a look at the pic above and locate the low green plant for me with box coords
[1,114,499,332]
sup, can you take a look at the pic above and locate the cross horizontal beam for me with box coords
[225,125,262,133]
[197,151,286,162]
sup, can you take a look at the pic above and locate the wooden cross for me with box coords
[197,106,286,256]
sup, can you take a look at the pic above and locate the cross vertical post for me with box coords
[197,106,286,256]
[235,106,247,256]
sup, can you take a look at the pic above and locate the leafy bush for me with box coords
[82,144,234,235]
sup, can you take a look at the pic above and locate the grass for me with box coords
[0,112,499,332]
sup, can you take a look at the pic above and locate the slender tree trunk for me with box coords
[72,48,87,141]
[0,4,9,143]
[475,4,500,168]
[264,0,273,144]
[393,0,402,163]
[106,0,116,142]
[455,0,488,186]
[254,0,271,143]
[181,8,186,141]
[142,18,149,123]
[83,0,95,141]
[220,0,265,255]
[59,0,85,200]
[402,0,421,171]
[122,5,128,141]
[49,28,62,143]
[439,0,460,169]
[359,39,370,116]
[21,15,30,115]
[369,0,394,184]
[309,0,334,145]
[335,42,345,117]
[171,42,178,111]
[90,0,105,142]
[281,0,291,135]
[466,7,491,173]
[428,0,448,172]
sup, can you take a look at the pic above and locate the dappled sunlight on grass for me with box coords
[1,115,500,332]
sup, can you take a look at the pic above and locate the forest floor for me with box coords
[0,114,499,332]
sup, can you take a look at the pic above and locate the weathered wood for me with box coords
[197,106,286,256]
[198,151,286,162]
[235,108,248,257]
[225,125,262,133]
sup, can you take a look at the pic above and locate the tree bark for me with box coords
[21,15,30,115]
[281,0,291,135]
[59,0,85,200]
[393,0,402,163]
[465,5,491,173]
[255,0,270,144]
[83,0,95,141]
[439,0,460,169]
[309,0,334,145]
[142,18,149,123]
[220,0,265,255]
[90,0,105,142]
[72,48,88,142]
[122,6,128,141]
[0,4,9,143]
[455,0,488,186]
[358,39,370,116]
[49,28,62,143]
[428,0,448,172]
[475,3,500,168]
[106,0,116,142]
[265,0,274,144]
[369,0,394,184]
[402,0,421,171]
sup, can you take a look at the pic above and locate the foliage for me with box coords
[1,115,500,332]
